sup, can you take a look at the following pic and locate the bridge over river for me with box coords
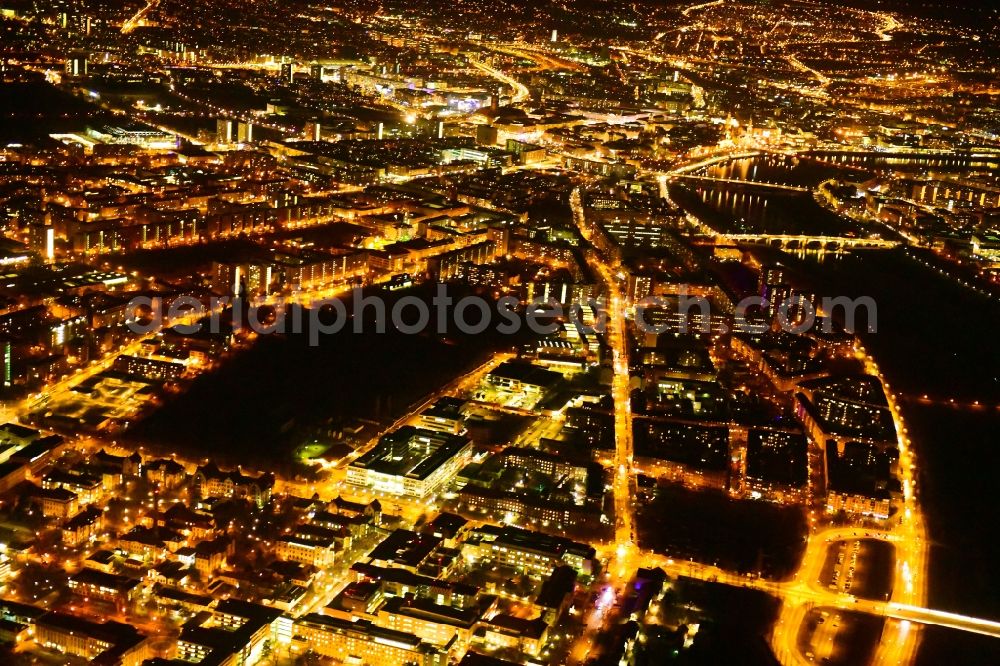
[669,172,811,194]
[721,233,900,250]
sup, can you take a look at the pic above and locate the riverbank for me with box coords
[670,152,1000,639]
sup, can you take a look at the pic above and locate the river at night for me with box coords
[774,248,1000,620]
[672,155,1000,628]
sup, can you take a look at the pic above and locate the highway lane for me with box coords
[121,0,160,34]
[467,56,531,105]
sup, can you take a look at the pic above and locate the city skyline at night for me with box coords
[0,1,998,665]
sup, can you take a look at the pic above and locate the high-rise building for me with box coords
[2,339,11,388]
[237,122,253,143]
[281,63,294,83]
[61,12,92,36]
[65,53,87,78]
[761,266,790,320]
[216,119,234,144]
[306,121,322,141]
[762,266,785,288]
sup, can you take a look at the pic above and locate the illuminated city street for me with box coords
[0,1,998,665]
